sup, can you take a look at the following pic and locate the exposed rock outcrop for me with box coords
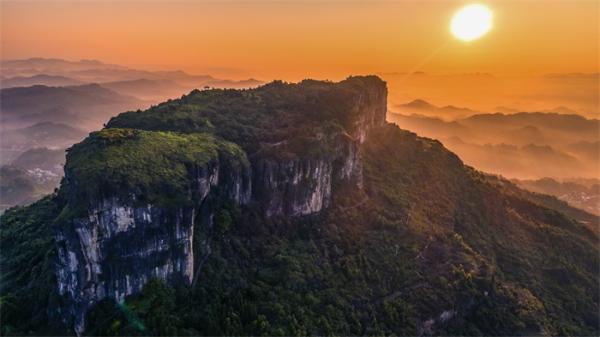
[54,76,387,333]
[56,154,252,333]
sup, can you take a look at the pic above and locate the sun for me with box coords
[451,4,493,42]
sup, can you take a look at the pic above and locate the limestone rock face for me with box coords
[56,159,251,334]
[255,138,361,217]
[56,201,195,333]
[251,76,387,217]
[54,76,387,333]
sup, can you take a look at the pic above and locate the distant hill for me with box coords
[494,106,580,115]
[1,74,83,88]
[514,177,600,216]
[395,99,480,120]
[0,58,126,79]
[399,98,436,110]
[387,111,600,146]
[99,78,186,101]
[462,112,599,136]
[0,84,147,130]
[2,57,262,90]
[0,165,60,212]
[565,140,600,165]
[1,58,264,106]
[0,148,66,211]
[440,137,589,180]
[1,122,87,165]
[12,147,65,173]
[387,111,600,179]
[380,72,599,119]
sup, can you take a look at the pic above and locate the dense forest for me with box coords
[1,77,598,336]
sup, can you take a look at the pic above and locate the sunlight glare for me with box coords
[451,4,493,42]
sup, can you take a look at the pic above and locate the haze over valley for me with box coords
[0,58,263,211]
[2,58,597,216]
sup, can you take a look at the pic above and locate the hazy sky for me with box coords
[1,0,598,80]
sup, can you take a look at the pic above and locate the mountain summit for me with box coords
[1,76,598,336]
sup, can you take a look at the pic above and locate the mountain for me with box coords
[494,106,520,114]
[546,106,579,114]
[380,72,599,119]
[386,113,473,140]
[461,112,599,138]
[11,147,65,173]
[0,166,38,211]
[401,98,436,110]
[1,74,83,88]
[386,111,600,179]
[0,148,66,212]
[99,78,186,101]
[0,164,61,212]
[0,58,126,79]
[0,122,87,165]
[439,137,588,180]
[0,84,147,130]
[387,110,600,145]
[494,106,581,115]
[1,76,598,336]
[564,140,600,166]
[395,99,479,120]
[1,58,264,109]
[514,178,600,216]
[1,58,262,91]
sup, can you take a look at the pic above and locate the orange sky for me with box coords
[1,0,598,80]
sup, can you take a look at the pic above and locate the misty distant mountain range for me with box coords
[513,177,600,216]
[380,71,599,119]
[0,58,598,216]
[0,58,264,211]
[1,58,262,89]
[388,99,599,213]
[388,100,599,180]
[395,99,584,120]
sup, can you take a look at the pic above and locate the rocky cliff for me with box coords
[2,75,596,337]
[54,76,387,333]
[55,129,252,333]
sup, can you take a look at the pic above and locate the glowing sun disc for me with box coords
[451,4,493,42]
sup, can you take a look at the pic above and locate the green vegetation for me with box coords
[106,76,384,159]
[78,125,597,336]
[0,196,64,335]
[361,125,599,335]
[0,78,597,336]
[64,128,247,209]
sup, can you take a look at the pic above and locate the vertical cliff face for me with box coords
[54,76,387,333]
[56,200,197,334]
[254,136,363,217]
[251,76,387,216]
[256,158,333,217]
[54,130,253,333]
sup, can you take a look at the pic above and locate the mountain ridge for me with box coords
[386,110,600,180]
[0,76,598,336]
